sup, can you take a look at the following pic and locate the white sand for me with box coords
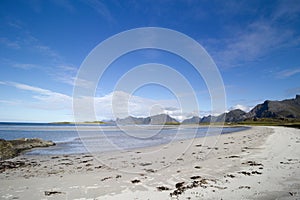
[0,126,299,199]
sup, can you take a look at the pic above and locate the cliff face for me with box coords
[224,109,247,122]
[200,115,218,123]
[246,95,300,119]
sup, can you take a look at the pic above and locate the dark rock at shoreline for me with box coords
[0,160,33,173]
[0,139,16,160]
[0,138,55,160]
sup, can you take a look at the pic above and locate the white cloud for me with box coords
[215,21,294,68]
[202,1,300,69]
[1,81,239,121]
[229,104,251,112]
[1,82,197,121]
[12,82,52,94]
[276,68,300,78]
[7,82,72,110]
[93,91,181,120]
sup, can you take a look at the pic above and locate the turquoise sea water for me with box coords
[0,123,248,155]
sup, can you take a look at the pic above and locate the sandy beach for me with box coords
[1,126,300,199]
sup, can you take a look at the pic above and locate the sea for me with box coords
[0,122,248,155]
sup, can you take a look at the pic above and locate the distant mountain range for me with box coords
[181,109,247,124]
[116,114,179,125]
[114,95,300,125]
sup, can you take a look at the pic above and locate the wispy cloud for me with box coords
[2,19,63,62]
[202,1,300,69]
[12,63,39,70]
[276,68,300,78]
[0,37,20,49]
[272,0,300,20]
[1,57,80,87]
[49,65,82,86]
[0,99,21,106]
[34,44,62,61]
[211,21,294,68]
[7,18,24,29]
[4,82,72,110]
[56,75,94,88]
[1,18,74,86]
[285,87,300,96]
[83,0,115,23]
[11,82,56,94]
[0,82,70,110]
[0,82,190,121]
[51,0,75,12]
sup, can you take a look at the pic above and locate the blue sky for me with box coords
[0,0,300,122]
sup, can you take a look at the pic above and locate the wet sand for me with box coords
[0,126,299,199]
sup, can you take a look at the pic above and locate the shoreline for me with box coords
[0,126,299,199]
[1,125,249,156]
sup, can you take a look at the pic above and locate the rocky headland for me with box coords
[0,138,55,160]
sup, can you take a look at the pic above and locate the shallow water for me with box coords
[0,123,248,155]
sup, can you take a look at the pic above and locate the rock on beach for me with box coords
[0,138,55,160]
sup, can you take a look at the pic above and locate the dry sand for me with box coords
[0,126,299,199]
